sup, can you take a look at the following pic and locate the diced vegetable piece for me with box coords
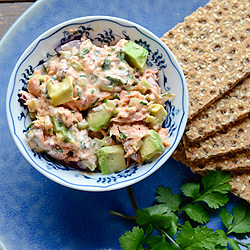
[148,104,168,129]
[124,41,148,71]
[97,145,127,175]
[46,77,73,106]
[87,101,116,131]
[139,130,164,161]
[51,117,74,143]
[137,79,150,94]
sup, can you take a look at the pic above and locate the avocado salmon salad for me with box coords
[19,35,175,175]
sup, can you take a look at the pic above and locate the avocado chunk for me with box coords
[29,74,48,83]
[61,51,72,59]
[147,104,168,130]
[137,79,150,94]
[51,117,74,143]
[129,97,148,107]
[46,77,73,106]
[124,41,148,71]
[139,130,164,161]
[87,100,116,131]
[97,145,127,175]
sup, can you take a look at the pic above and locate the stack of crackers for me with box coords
[161,0,250,202]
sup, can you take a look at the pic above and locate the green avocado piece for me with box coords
[139,130,164,161]
[137,79,150,94]
[87,100,116,131]
[97,145,127,175]
[148,104,168,129]
[51,117,74,143]
[29,74,48,83]
[124,41,148,71]
[46,76,73,106]
[61,51,72,59]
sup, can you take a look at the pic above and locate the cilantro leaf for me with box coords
[220,207,233,231]
[119,226,144,250]
[216,230,228,247]
[176,221,220,250]
[136,204,178,236]
[227,238,241,250]
[183,203,210,224]
[156,186,182,212]
[181,182,200,199]
[222,202,250,234]
[146,236,175,250]
[215,247,228,250]
[201,171,231,194]
[194,171,231,209]
[198,192,229,209]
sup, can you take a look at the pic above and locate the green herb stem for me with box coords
[232,239,250,249]
[109,210,136,221]
[156,227,181,250]
[126,186,139,213]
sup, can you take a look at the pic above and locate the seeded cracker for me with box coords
[161,0,250,120]
[172,140,190,166]
[184,116,250,162]
[185,78,250,142]
[230,171,250,203]
[190,150,250,173]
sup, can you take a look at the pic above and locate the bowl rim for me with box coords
[6,15,189,192]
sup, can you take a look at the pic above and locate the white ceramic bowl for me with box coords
[6,16,188,191]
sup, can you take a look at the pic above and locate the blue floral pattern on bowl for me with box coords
[6,17,188,191]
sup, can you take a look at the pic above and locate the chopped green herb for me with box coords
[91,97,100,107]
[27,122,34,130]
[106,76,123,85]
[55,146,63,152]
[77,88,81,100]
[90,74,98,83]
[113,94,120,99]
[61,70,66,80]
[79,48,89,58]
[140,101,147,105]
[117,49,125,61]
[102,57,111,71]
[120,132,127,139]
[80,141,86,150]
[94,50,100,55]
[103,98,108,103]
[91,89,95,94]
[43,64,48,72]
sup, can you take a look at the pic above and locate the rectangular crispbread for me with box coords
[184,116,250,162]
[161,0,250,120]
[185,78,250,142]
[172,140,190,166]
[230,171,250,203]
[190,150,250,173]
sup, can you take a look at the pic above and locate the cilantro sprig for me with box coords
[156,170,231,224]
[110,171,250,250]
